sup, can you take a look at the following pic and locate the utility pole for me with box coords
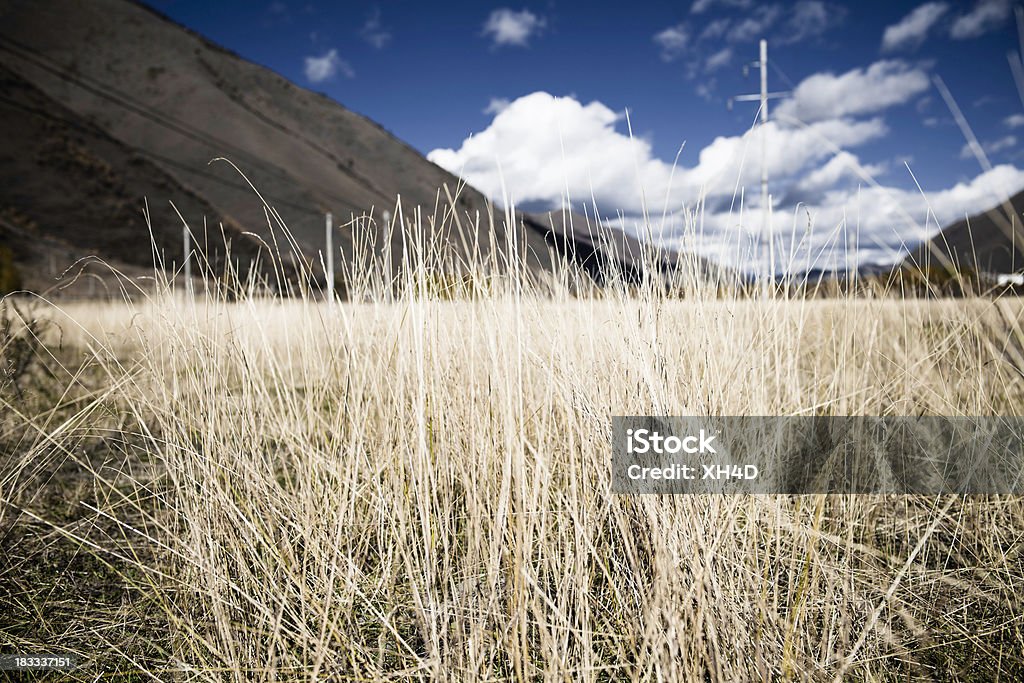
[729,39,788,284]
[759,38,768,237]
[325,211,334,303]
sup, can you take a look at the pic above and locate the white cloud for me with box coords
[428,91,886,215]
[429,93,661,212]
[795,151,887,194]
[960,135,1018,159]
[676,164,1024,272]
[776,60,930,123]
[360,8,391,49]
[705,47,733,71]
[1005,114,1024,128]
[700,19,731,40]
[482,8,546,47]
[483,97,511,115]
[429,90,1024,272]
[950,0,1012,39]
[728,5,781,42]
[784,1,840,44]
[691,0,753,13]
[881,2,949,52]
[303,49,353,82]
[654,25,690,62]
[659,3,839,76]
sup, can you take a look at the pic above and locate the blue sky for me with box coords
[148,0,1024,271]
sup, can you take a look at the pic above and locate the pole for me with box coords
[183,226,192,297]
[325,211,334,303]
[760,39,768,237]
[730,40,789,292]
[759,39,770,293]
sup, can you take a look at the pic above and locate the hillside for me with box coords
[903,188,1024,275]
[0,0,566,293]
[0,63,268,293]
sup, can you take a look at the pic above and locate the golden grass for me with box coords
[3,205,1024,680]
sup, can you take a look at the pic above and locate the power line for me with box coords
[0,35,375,215]
[0,93,324,218]
[768,58,797,91]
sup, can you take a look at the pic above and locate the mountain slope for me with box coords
[0,62,268,293]
[903,189,1024,275]
[0,0,558,285]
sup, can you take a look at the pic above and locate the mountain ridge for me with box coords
[0,0,564,293]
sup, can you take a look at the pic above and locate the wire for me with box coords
[769,58,797,91]
[0,92,324,218]
[0,35,378,215]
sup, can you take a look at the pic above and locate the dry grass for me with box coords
[3,210,1024,681]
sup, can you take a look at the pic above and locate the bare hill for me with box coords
[903,189,1024,275]
[0,0,559,290]
[0,62,268,293]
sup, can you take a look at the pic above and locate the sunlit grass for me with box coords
[3,198,1024,681]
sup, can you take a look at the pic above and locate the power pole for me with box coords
[759,38,768,238]
[729,39,788,283]
[325,211,334,303]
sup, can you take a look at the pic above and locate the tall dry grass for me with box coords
[3,200,1024,681]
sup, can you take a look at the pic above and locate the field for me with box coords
[3,246,1024,680]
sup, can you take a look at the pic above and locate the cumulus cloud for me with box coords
[360,7,391,49]
[1005,114,1024,128]
[684,164,1024,271]
[303,49,354,82]
[881,2,949,51]
[653,25,690,61]
[428,93,666,212]
[482,8,546,47]
[427,91,886,215]
[950,0,1012,39]
[428,88,1024,272]
[792,151,887,195]
[775,60,930,123]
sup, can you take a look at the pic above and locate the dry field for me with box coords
[2,262,1024,680]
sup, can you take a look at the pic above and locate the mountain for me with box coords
[1,0,643,296]
[0,62,265,294]
[903,189,1024,276]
